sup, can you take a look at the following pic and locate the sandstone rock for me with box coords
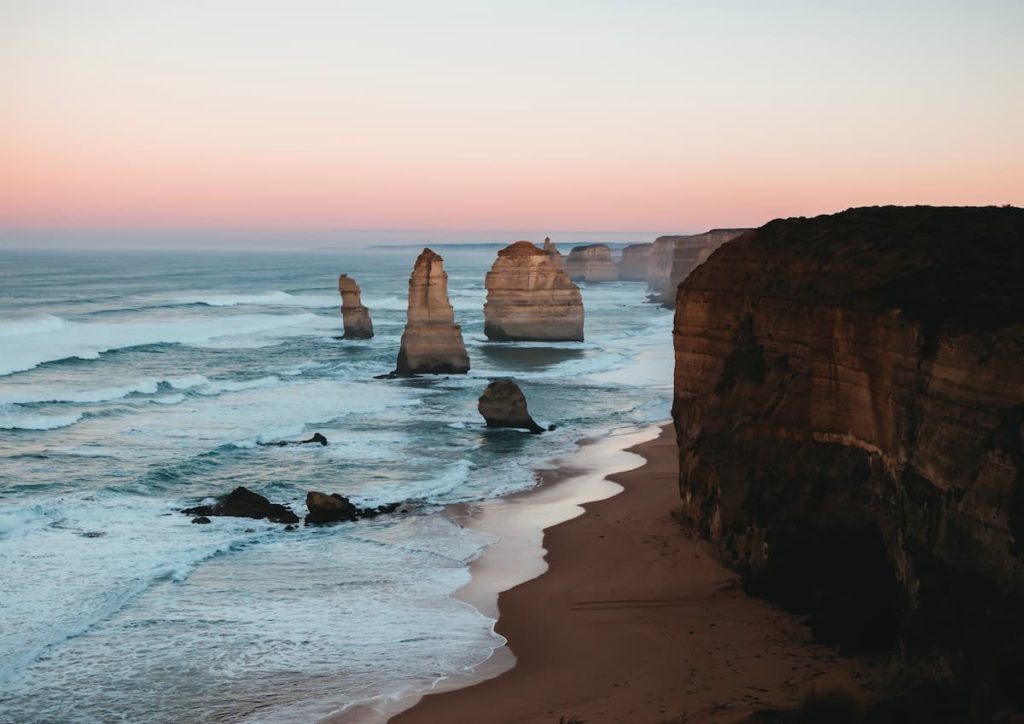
[478,379,544,433]
[395,249,470,375]
[564,244,617,282]
[617,242,653,281]
[338,274,374,338]
[305,491,359,524]
[182,486,299,524]
[543,237,565,271]
[672,206,1024,703]
[646,229,750,305]
[483,240,584,341]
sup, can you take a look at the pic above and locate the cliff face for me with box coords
[672,206,1024,702]
[647,235,689,297]
[617,243,653,281]
[564,244,618,282]
[660,229,751,308]
[338,274,374,338]
[396,249,470,375]
[483,241,584,341]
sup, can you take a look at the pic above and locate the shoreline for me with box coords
[387,422,880,723]
[326,423,666,724]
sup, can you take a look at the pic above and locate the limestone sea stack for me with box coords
[478,379,544,433]
[673,206,1024,708]
[543,237,565,271]
[338,274,373,338]
[659,228,751,308]
[617,242,653,281]
[564,244,618,282]
[395,249,470,375]
[483,241,584,342]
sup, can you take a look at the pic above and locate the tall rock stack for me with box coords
[483,241,584,341]
[543,237,565,271]
[564,244,618,282]
[617,242,653,281]
[660,228,751,308]
[395,249,470,375]
[337,274,374,338]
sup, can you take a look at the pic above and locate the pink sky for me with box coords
[2,1,1022,236]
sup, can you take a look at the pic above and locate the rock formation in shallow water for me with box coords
[564,244,617,282]
[182,486,299,524]
[673,206,1024,707]
[478,379,544,433]
[646,229,750,305]
[338,274,374,338]
[543,237,565,271]
[305,491,401,525]
[617,242,653,281]
[395,249,470,375]
[483,241,584,342]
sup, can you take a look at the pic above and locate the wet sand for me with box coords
[390,422,876,723]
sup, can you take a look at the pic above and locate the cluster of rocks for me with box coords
[183,486,402,527]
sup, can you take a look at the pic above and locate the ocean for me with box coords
[0,245,674,722]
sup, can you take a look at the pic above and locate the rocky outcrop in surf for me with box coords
[617,243,653,281]
[182,486,299,524]
[395,249,470,375]
[483,241,584,342]
[543,237,565,271]
[564,244,617,283]
[647,229,750,305]
[478,379,544,433]
[672,205,1024,712]
[305,491,402,525]
[338,275,373,338]
[258,433,328,447]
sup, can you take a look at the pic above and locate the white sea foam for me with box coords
[0,312,321,376]
[182,290,339,308]
[0,314,68,337]
[0,407,84,431]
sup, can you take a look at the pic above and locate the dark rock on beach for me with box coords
[183,486,300,524]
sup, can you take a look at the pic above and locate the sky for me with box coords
[1,0,1022,247]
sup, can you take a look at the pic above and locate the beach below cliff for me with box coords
[390,423,878,724]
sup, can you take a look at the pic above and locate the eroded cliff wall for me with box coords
[672,206,1024,703]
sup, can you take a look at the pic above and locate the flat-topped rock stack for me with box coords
[646,229,751,305]
[564,244,617,282]
[337,274,374,338]
[395,249,470,375]
[483,241,584,342]
[617,242,653,281]
[542,237,565,271]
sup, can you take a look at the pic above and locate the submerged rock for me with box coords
[182,486,299,524]
[338,274,374,338]
[617,242,653,281]
[395,249,470,375]
[258,433,328,447]
[564,244,617,282]
[483,240,584,342]
[478,379,544,434]
[191,516,211,524]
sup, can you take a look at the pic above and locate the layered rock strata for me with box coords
[617,242,653,281]
[564,244,617,282]
[647,229,750,305]
[483,241,584,341]
[338,274,374,338]
[478,379,544,433]
[672,206,1024,707]
[543,237,565,271]
[395,249,470,375]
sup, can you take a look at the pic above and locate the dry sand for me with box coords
[391,423,877,724]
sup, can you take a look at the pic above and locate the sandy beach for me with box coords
[391,423,877,724]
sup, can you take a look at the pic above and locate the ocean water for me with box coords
[0,246,674,722]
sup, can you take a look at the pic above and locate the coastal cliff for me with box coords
[483,241,584,341]
[337,274,373,338]
[660,229,750,308]
[617,242,653,281]
[396,249,470,374]
[672,206,1024,711]
[647,235,688,298]
[564,244,617,282]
